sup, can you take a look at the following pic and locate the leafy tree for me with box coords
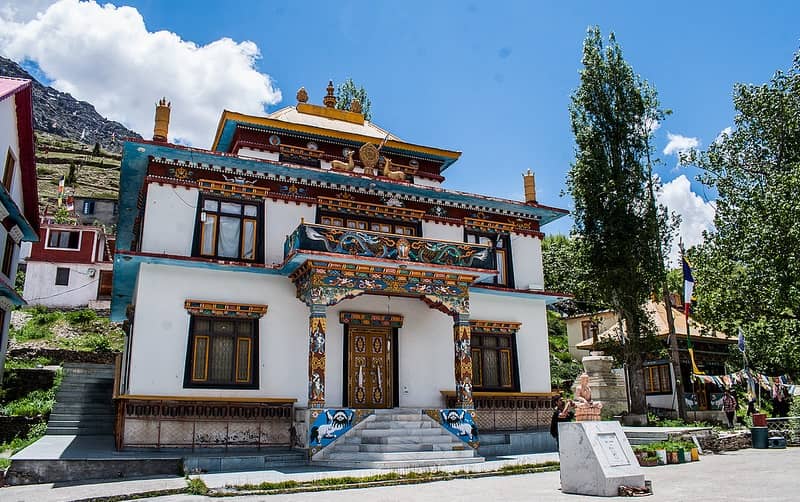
[335,78,372,120]
[547,310,584,391]
[542,234,603,316]
[567,28,673,416]
[687,51,800,376]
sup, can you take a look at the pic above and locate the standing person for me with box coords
[746,391,757,416]
[550,395,574,447]
[722,389,737,429]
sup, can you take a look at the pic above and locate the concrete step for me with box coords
[52,403,115,412]
[356,434,457,445]
[372,413,425,421]
[373,408,422,415]
[362,420,434,429]
[46,427,114,435]
[55,390,113,400]
[312,456,484,469]
[184,452,307,473]
[356,427,445,438]
[356,443,464,453]
[322,449,476,461]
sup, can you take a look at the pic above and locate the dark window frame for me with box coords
[191,194,264,263]
[464,230,514,287]
[47,229,81,250]
[183,315,259,389]
[470,330,520,392]
[1,234,14,278]
[83,200,96,215]
[317,210,421,237]
[55,267,70,286]
[581,320,599,341]
[3,148,15,190]
[644,362,673,395]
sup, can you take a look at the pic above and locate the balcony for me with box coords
[284,223,496,272]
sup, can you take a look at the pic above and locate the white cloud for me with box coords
[0,0,55,22]
[663,132,699,156]
[657,175,715,265]
[714,126,733,144]
[0,0,281,146]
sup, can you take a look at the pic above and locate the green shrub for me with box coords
[186,477,209,495]
[65,309,98,326]
[1,389,56,417]
[11,323,53,341]
[2,357,55,370]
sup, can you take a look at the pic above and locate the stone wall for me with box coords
[0,416,45,443]
[1,368,57,402]
[6,347,116,365]
[671,429,751,453]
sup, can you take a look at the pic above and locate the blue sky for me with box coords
[3,1,799,248]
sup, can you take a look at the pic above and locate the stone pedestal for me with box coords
[573,355,628,419]
[559,421,645,496]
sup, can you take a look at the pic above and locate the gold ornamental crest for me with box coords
[359,143,380,169]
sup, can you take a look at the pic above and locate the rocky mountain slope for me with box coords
[0,56,141,153]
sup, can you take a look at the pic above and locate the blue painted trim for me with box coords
[0,276,26,306]
[116,141,566,252]
[471,286,569,305]
[0,183,38,241]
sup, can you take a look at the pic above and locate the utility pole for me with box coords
[664,282,687,421]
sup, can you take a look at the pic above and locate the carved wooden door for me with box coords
[348,327,392,408]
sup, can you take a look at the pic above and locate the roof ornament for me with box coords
[296,87,308,103]
[349,99,362,114]
[323,80,336,108]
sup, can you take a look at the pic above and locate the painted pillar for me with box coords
[453,313,474,409]
[307,304,327,408]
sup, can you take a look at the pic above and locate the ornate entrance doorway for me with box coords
[347,326,393,408]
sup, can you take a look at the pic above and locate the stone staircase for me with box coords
[312,409,484,469]
[47,363,115,436]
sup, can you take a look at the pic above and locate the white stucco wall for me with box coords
[237,147,279,162]
[127,263,553,406]
[140,184,198,256]
[22,261,111,307]
[510,233,543,290]
[421,220,462,243]
[264,199,315,265]
[565,312,617,361]
[0,97,19,172]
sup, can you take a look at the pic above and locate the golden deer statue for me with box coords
[382,156,406,181]
[331,151,355,171]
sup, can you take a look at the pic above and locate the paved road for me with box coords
[148,448,799,502]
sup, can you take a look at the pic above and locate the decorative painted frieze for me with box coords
[290,260,473,317]
[198,179,269,198]
[285,223,495,271]
[339,311,404,328]
[183,299,268,318]
[470,320,522,335]
[424,408,479,448]
[317,196,424,222]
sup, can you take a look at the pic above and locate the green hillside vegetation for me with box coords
[35,132,121,209]
[9,306,124,353]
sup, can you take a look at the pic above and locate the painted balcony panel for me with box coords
[285,223,496,271]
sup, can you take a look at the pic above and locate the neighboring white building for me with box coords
[111,87,569,458]
[0,77,41,380]
[21,223,114,308]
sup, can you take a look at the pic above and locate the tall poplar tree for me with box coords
[335,78,372,120]
[567,28,673,416]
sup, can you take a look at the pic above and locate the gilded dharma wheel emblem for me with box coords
[359,143,380,169]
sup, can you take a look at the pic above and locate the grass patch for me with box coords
[2,356,55,370]
[0,421,48,460]
[186,477,209,495]
[1,369,62,417]
[228,462,560,496]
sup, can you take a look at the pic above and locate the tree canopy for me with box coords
[567,27,673,415]
[335,78,372,120]
[687,51,800,375]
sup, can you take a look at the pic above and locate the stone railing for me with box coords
[442,391,557,432]
[115,395,295,450]
[285,223,496,270]
[767,417,800,446]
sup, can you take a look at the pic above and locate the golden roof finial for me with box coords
[349,99,362,114]
[323,80,336,108]
[296,87,308,103]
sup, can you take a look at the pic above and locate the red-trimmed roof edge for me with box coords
[3,79,40,235]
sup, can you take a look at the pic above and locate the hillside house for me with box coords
[568,301,735,421]
[111,86,569,462]
[21,222,114,308]
[0,76,40,380]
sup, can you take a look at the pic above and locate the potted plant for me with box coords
[653,442,667,465]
